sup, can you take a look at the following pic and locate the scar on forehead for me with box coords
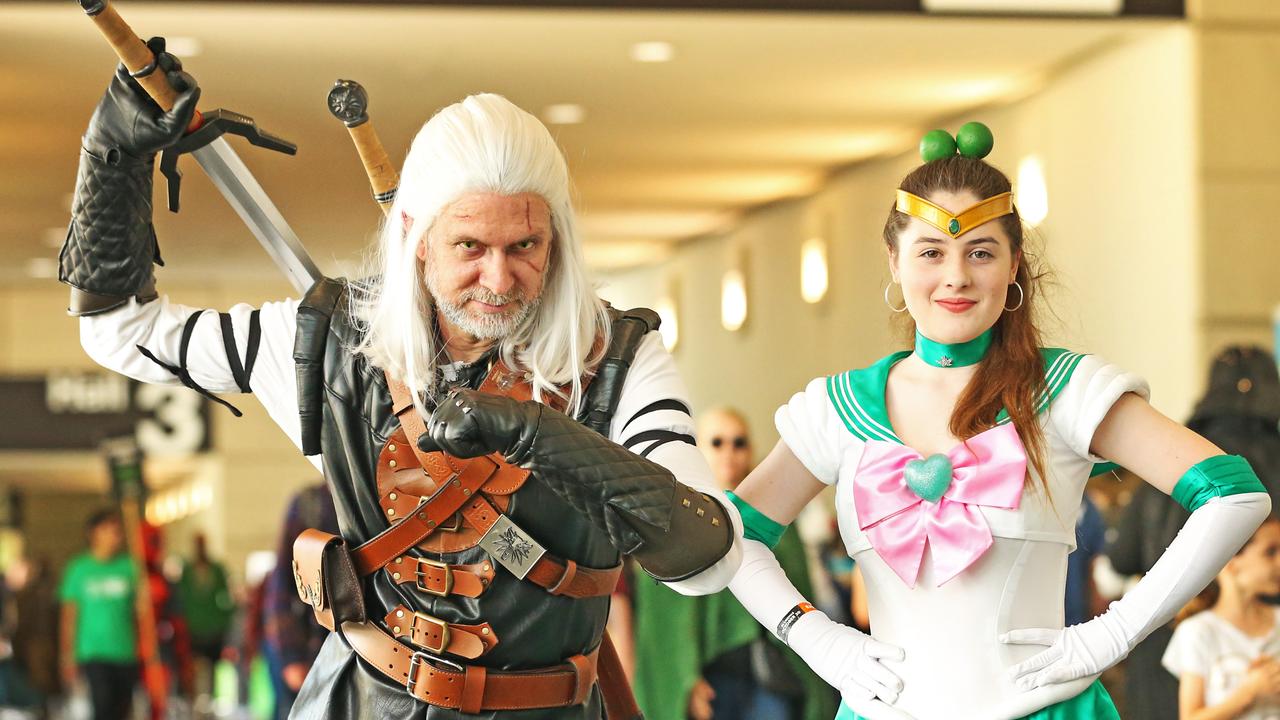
[525,198,532,232]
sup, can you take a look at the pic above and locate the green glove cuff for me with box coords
[1171,455,1265,513]
[727,490,787,549]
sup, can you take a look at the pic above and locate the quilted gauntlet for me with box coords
[420,388,735,581]
[59,148,161,315]
[58,37,198,316]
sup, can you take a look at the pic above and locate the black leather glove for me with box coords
[60,37,199,316]
[416,389,537,461]
[84,36,201,165]
[419,388,734,581]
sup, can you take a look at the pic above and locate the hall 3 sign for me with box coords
[0,371,211,454]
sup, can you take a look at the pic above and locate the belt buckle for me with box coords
[410,610,452,655]
[406,650,463,695]
[414,558,454,597]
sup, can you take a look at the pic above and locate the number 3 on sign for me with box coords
[135,385,205,456]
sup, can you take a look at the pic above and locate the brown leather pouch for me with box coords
[293,528,366,630]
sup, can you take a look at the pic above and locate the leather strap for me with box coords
[350,457,499,576]
[383,605,498,659]
[382,487,622,599]
[598,631,642,720]
[340,620,598,711]
[383,555,493,598]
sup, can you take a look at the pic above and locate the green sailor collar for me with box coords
[915,329,993,368]
[826,347,1087,445]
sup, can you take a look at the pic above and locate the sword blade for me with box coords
[192,137,323,295]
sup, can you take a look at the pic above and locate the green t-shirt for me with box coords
[58,552,138,663]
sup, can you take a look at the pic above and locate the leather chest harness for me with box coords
[293,359,639,717]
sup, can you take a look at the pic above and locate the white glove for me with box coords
[728,538,906,708]
[789,608,906,705]
[1003,492,1270,689]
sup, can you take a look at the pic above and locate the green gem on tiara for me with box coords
[948,218,961,234]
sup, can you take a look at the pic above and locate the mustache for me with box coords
[457,286,526,307]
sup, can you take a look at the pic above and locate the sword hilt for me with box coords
[76,0,204,135]
[329,79,399,214]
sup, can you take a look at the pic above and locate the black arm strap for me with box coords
[622,429,697,457]
[136,311,243,417]
[219,310,262,393]
[618,398,693,437]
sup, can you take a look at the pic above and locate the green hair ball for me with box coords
[956,122,994,159]
[920,130,957,163]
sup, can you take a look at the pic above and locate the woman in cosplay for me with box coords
[725,122,1272,720]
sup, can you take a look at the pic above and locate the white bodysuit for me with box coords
[776,350,1146,720]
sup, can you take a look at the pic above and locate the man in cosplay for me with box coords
[722,122,1272,720]
[60,43,742,718]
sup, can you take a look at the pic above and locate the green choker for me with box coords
[914,328,993,368]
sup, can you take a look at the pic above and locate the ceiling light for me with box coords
[800,237,828,304]
[922,0,1121,14]
[25,258,57,279]
[42,227,66,248]
[544,104,585,125]
[656,296,679,352]
[721,269,748,332]
[1016,156,1049,227]
[630,41,675,63]
[164,36,203,57]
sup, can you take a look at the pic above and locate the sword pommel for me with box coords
[328,79,398,214]
[328,80,370,128]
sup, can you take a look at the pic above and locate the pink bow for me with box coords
[853,423,1026,588]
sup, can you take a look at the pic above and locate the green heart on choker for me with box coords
[904,454,953,503]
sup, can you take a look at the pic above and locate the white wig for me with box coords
[349,93,611,415]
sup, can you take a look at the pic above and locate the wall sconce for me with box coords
[656,296,679,352]
[1016,155,1049,227]
[800,237,828,304]
[721,269,748,332]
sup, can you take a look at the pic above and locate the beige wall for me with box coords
[1192,1,1280,365]
[602,25,1201,448]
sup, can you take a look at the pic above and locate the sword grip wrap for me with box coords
[347,121,399,214]
[82,2,203,134]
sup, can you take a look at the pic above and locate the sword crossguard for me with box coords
[159,108,298,213]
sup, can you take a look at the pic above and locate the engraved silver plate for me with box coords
[478,515,547,579]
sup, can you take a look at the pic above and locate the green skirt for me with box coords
[835,679,1120,720]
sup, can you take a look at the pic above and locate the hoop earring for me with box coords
[884,282,907,313]
[1004,281,1024,312]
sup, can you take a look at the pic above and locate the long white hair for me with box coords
[348,93,611,415]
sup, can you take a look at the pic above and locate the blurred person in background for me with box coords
[262,483,338,720]
[1111,345,1280,720]
[58,510,140,720]
[631,408,835,720]
[1163,516,1280,719]
[177,533,234,714]
[1065,491,1107,628]
[10,557,59,718]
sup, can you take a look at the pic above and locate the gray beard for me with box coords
[426,267,541,341]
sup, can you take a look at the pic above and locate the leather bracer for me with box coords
[58,147,161,316]
[507,402,734,582]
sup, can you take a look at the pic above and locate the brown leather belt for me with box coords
[341,620,596,714]
[384,555,494,598]
[379,490,623,599]
[383,605,498,659]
